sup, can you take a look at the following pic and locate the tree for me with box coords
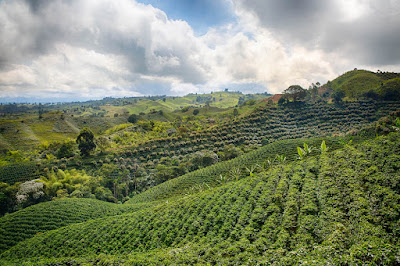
[308,83,320,102]
[76,127,96,156]
[56,140,76,159]
[128,114,138,123]
[193,109,200,115]
[97,163,119,201]
[283,85,307,102]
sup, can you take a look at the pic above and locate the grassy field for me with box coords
[329,69,391,98]
[101,91,269,115]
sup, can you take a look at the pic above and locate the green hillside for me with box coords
[330,70,383,97]
[126,135,359,205]
[1,100,399,208]
[102,92,269,115]
[0,198,158,253]
[329,69,400,99]
[1,131,399,265]
[0,92,268,152]
[0,70,400,265]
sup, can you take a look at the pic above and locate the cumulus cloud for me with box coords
[0,0,398,101]
[234,0,400,66]
[0,0,211,99]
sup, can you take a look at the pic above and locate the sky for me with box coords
[0,0,399,102]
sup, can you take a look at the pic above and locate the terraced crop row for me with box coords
[120,101,400,161]
[2,132,399,265]
[0,162,41,185]
[3,101,398,187]
[126,135,365,204]
[0,198,158,253]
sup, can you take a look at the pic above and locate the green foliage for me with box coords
[283,85,307,101]
[217,144,243,161]
[0,198,156,253]
[96,136,110,154]
[128,114,138,123]
[127,136,355,204]
[233,108,239,116]
[0,162,41,185]
[56,139,76,159]
[297,146,304,159]
[76,127,96,156]
[332,90,345,102]
[2,133,400,265]
[0,182,18,216]
[320,140,329,153]
[297,143,315,160]
[395,117,400,127]
[103,123,132,135]
[39,169,117,203]
[376,78,400,100]
[278,96,288,106]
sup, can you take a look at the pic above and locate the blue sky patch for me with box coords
[137,0,236,35]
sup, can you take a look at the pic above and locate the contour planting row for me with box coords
[0,162,42,185]
[0,198,157,253]
[2,132,400,265]
[3,101,398,187]
[48,101,400,188]
[126,135,365,204]
[119,101,400,160]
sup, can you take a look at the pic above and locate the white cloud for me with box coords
[0,0,398,101]
[171,82,199,95]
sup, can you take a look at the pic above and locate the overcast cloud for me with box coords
[0,0,399,101]
[235,0,400,65]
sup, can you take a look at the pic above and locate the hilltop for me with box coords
[327,69,400,100]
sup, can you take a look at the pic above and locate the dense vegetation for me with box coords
[1,130,399,265]
[0,198,157,253]
[0,69,399,264]
[2,100,399,215]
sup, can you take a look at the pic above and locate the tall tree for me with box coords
[283,85,307,102]
[76,127,96,156]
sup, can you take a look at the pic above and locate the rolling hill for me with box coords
[1,69,400,265]
[1,130,399,265]
[328,69,400,99]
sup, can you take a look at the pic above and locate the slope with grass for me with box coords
[101,92,269,115]
[0,198,158,253]
[329,69,400,99]
[330,70,384,98]
[1,131,399,265]
[2,100,398,192]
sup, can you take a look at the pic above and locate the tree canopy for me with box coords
[283,85,307,101]
[76,127,96,157]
